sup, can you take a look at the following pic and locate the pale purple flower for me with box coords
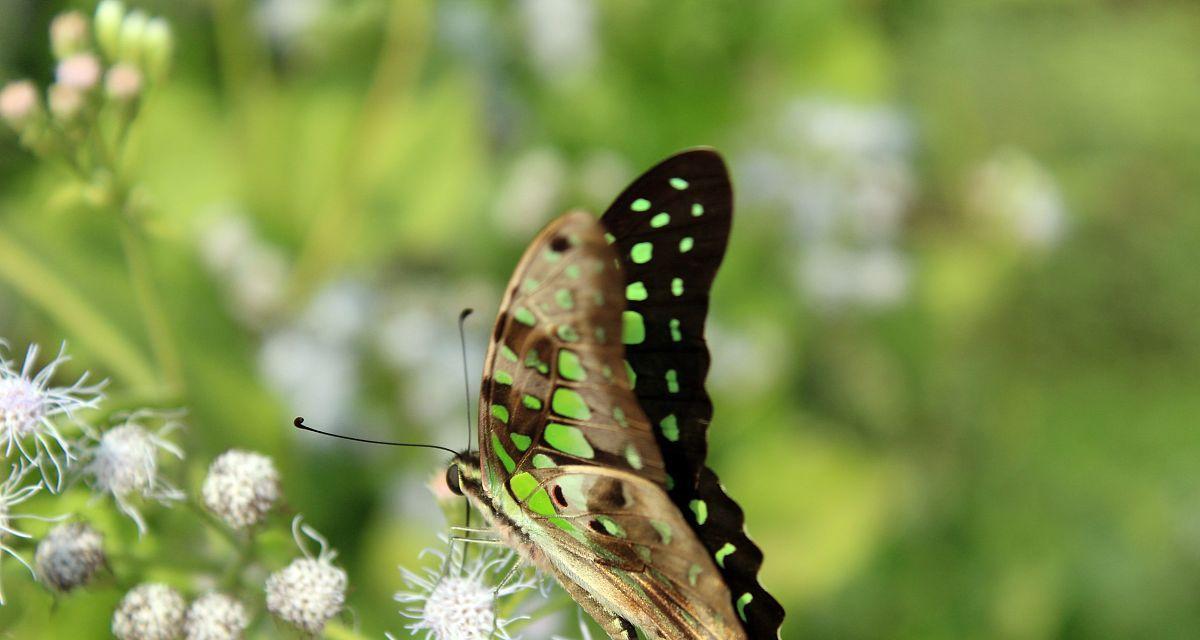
[82,412,184,534]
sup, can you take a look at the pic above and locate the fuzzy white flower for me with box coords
[183,592,249,640]
[112,582,186,640]
[394,543,537,640]
[202,449,280,531]
[0,463,65,603]
[265,516,347,634]
[55,53,102,90]
[82,412,184,534]
[35,520,106,592]
[0,342,104,491]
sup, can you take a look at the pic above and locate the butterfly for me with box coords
[444,149,785,639]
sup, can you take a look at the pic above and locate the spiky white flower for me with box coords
[0,342,104,491]
[265,516,347,634]
[202,449,280,531]
[35,520,106,592]
[183,592,249,640]
[112,582,186,640]
[394,543,537,640]
[0,462,65,603]
[82,412,184,534]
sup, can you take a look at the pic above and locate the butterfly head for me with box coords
[444,452,483,499]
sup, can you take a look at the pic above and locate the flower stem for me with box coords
[0,226,158,388]
[117,215,185,394]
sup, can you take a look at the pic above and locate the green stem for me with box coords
[0,225,157,388]
[117,215,185,394]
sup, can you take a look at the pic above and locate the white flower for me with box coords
[265,516,347,634]
[518,0,597,81]
[112,583,186,640]
[0,463,65,603]
[202,450,280,531]
[35,521,106,592]
[493,147,569,240]
[82,412,184,534]
[183,592,249,640]
[50,11,91,59]
[106,63,143,102]
[967,148,1068,250]
[0,80,40,130]
[395,543,537,640]
[0,342,104,492]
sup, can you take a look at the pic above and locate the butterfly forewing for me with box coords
[600,149,786,638]
[478,211,745,639]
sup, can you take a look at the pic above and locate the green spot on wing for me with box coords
[622,311,646,345]
[612,406,627,427]
[514,306,536,326]
[494,370,514,385]
[596,515,626,538]
[671,277,684,297]
[603,233,616,245]
[688,564,702,587]
[557,350,587,381]
[544,421,595,457]
[665,369,680,393]
[630,242,653,264]
[554,289,574,310]
[491,405,509,424]
[624,443,642,469]
[625,282,648,301]
[532,453,556,468]
[691,203,704,216]
[510,433,532,451]
[556,324,580,342]
[630,198,651,212]
[660,414,679,441]
[624,360,637,388]
[522,277,539,292]
[500,345,518,362]
[509,472,555,516]
[565,264,582,278]
[492,433,516,473]
[736,593,753,622]
[549,516,577,533]
[651,521,672,545]
[669,318,682,342]
[650,212,670,228]
[690,499,708,525]
[679,237,694,253]
[715,542,736,568]
[670,177,689,190]
[521,395,543,410]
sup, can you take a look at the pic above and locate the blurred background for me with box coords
[2,0,1199,637]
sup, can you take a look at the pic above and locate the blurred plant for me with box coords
[966,148,1068,251]
[740,98,916,312]
[0,1,182,394]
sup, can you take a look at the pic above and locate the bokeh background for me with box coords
[3,0,1200,638]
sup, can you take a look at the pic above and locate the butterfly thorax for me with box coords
[450,453,552,573]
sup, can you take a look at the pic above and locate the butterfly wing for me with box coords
[600,149,786,638]
[477,211,744,639]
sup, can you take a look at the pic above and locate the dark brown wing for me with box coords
[600,149,785,638]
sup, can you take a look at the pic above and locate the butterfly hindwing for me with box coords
[478,211,745,639]
[601,149,786,638]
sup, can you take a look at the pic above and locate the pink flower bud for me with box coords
[105,63,142,103]
[0,80,40,130]
[48,84,85,121]
[50,11,90,59]
[56,53,102,91]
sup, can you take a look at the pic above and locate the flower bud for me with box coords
[50,11,91,59]
[0,81,41,131]
[183,592,249,640]
[112,583,186,640]
[117,10,148,64]
[35,521,107,592]
[202,450,281,531]
[105,63,143,103]
[142,18,173,81]
[48,84,85,122]
[56,53,102,91]
[94,0,125,60]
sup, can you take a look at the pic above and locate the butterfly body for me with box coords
[450,151,784,639]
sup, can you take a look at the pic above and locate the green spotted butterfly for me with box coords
[445,149,785,639]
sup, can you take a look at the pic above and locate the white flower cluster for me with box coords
[265,516,348,635]
[201,449,280,531]
[112,584,251,640]
[34,521,106,593]
[183,592,250,640]
[395,543,538,640]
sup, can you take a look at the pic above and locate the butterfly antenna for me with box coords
[292,417,458,456]
[457,307,474,575]
[458,308,474,451]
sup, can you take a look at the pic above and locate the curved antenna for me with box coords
[458,308,474,451]
[293,417,458,457]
